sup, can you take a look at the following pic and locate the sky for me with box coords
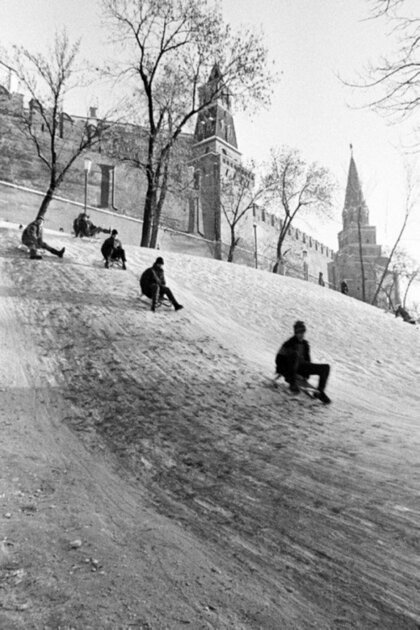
[0,0,419,291]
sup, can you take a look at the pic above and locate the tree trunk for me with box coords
[141,178,157,247]
[273,224,289,273]
[149,158,170,249]
[227,228,236,262]
[214,201,222,261]
[36,186,55,220]
[371,209,409,306]
[403,273,418,308]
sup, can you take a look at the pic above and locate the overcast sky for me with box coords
[1,0,419,269]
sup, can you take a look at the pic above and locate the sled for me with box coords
[139,293,172,309]
[266,373,320,400]
[295,375,320,399]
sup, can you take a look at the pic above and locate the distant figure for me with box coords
[140,257,183,312]
[318,272,325,287]
[101,229,127,270]
[395,305,416,325]
[275,320,331,404]
[74,212,91,237]
[341,280,349,295]
[74,213,111,238]
[21,217,65,260]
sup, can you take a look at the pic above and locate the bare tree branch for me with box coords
[101,0,277,247]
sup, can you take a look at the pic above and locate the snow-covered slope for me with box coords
[1,223,419,629]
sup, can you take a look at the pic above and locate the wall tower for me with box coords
[329,146,388,303]
[191,64,243,256]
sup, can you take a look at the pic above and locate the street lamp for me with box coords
[83,157,92,212]
[302,249,309,281]
[253,222,258,269]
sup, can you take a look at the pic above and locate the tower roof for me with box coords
[342,146,369,228]
[194,62,238,150]
[344,153,365,210]
[208,63,223,83]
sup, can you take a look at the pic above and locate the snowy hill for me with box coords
[0,223,419,629]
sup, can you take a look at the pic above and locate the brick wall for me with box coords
[0,84,335,284]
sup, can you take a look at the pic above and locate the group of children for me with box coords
[22,216,333,401]
[21,216,183,314]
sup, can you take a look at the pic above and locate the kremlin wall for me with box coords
[1,71,390,302]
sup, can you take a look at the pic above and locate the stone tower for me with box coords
[191,64,242,257]
[329,147,388,303]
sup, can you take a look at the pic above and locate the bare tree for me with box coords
[101,0,275,248]
[262,147,336,273]
[2,31,106,219]
[369,0,405,16]
[389,248,420,306]
[371,166,418,304]
[220,163,268,263]
[352,0,420,123]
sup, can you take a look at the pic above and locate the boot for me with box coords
[122,262,127,270]
[317,391,331,404]
[30,250,42,260]
[289,381,300,394]
[174,304,184,311]
[49,246,63,257]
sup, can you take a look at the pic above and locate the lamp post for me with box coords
[253,222,258,269]
[83,157,92,212]
[302,249,309,281]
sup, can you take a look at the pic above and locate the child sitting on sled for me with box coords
[275,321,331,404]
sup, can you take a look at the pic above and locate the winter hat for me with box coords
[294,320,306,333]
[155,257,164,265]
[111,229,118,235]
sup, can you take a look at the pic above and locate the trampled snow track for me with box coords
[1,225,419,629]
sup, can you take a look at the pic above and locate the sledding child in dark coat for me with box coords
[275,320,331,404]
[22,217,65,260]
[395,305,416,324]
[140,257,183,312]
[101,229,127,269]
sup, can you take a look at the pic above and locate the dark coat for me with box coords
[22,220,43,249]
[395,305,415,323]
[277,335,311,364]
[101,235,123,259]
[140,264,166,296]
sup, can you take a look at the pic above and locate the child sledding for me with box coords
[275,320,331,404]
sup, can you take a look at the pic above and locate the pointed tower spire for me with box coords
[343,145,369,228]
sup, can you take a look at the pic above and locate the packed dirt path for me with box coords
[0,226,419,629]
